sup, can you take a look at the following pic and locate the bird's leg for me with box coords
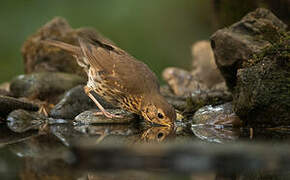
[84,86,123,118]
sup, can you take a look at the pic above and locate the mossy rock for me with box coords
[210,8,287,91]
[233,32,290,127]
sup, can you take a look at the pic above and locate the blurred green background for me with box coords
[0,0,288,83]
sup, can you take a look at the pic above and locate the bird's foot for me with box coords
[38,105,49,117]
[94,111,124,119]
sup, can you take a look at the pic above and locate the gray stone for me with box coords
[0,95,38,117]
[50,85,115,119]
[162,67,207,96]
[74,109,136,125]
[192,102,241,127]
[10,72,86,103]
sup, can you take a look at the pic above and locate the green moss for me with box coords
[244,31,290,68]
[234,30,290,127]
[259,23,283,43]
[183,91,232,118]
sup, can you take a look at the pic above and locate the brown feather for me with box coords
[44,38,160,95]
[42,40,81,55]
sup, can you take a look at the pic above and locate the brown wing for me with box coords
[79,39,160,95]
[44,38,160,95]
[43,40,81,55]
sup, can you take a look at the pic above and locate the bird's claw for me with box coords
[94,111,124,119]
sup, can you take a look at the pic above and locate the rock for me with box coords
[165,96,187,111]
[191,40,224,88]
[0,95,38,117]
[21,17,113,77]
[0,89,12,97]
[162,67,207,96]
[160,85,187,111]
[10,72,86,103]
[210,8,287,91]
[7,110,47,133]
[233,32,290,127]
[50,85,115,119]
[0,82,12,96]
[184,90,232,116]
[74,109,137,125]
[192,102,242,127]
[210,82,228,91]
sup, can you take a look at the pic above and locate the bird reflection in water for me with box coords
[140,126,175,143]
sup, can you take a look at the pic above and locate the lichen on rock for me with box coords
[210,8,287,91]
[233,32,290,127]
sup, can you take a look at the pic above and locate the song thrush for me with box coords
[44,37,176,127]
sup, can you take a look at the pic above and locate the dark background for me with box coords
[0,0,288,83]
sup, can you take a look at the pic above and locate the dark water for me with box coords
[1,120,290,180]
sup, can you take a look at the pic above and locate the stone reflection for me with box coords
[191,125,240,143]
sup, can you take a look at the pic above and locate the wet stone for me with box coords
[7,110,47,133]
[10,72,86,103]
[184,90,232,115]
[74,109,137,125]
[0,95,38,117]
[192,102,242,127]
[50,85,115,119]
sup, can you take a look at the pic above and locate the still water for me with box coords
[1,120,290,179]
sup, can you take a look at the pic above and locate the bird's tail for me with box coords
[42,39,81,55]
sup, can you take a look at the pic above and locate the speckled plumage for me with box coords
[44,38,176,126]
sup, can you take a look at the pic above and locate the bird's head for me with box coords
[141,94,176,127]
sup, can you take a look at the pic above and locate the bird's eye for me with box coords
[157,113,164,119]
[157,132,164,139]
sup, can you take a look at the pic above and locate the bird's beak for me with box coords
[163,121,174,128]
